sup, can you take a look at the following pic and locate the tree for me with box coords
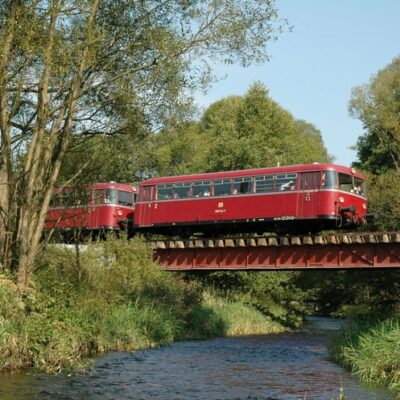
[0,0,286,288]
[201,82,332,171]
[350,56,400,174]
[349,56,400,231]
[150,82,332,176]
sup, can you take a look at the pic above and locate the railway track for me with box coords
[149,231,400,249]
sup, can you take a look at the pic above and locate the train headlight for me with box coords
[362,203,367,209]
[339,197,344,203]
[117,210,123,216]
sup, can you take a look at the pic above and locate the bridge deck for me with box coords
[151,232,400,270]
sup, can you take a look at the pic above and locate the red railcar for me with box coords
[134,164,368,235]
[45,182,136,239]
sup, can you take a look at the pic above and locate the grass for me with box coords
[330,318,400,397]
[200,291,285,336]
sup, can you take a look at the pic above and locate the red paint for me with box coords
[45,182,136,233]
[156,243,400,270]
[135,164,368,233]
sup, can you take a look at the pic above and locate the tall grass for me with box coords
[330,318,400,396]
[183,291,285,338]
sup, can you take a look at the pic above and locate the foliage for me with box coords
[363,170,400,231]
[188,270,305,328]
[0,238,198,372]
[350,56,400,173]
[296,270,400,315]
[185,291,284,339]
[146,122,209,177]
[0,237,297,374]
[150,82,332,177]
[202,82,332,170]
[0,0,287,287]
[330,318,400,397]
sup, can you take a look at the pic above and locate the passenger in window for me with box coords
[203,190,210,197]
[280,180,294,191]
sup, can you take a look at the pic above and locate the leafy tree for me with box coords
[151,82,332,176]
[201,82,332,171]
[294,120,333,164]
[350,56,400,174]
[147,122,209,177]
[349,56,400,232]
[0,0,286,288]
[363,171,400,231]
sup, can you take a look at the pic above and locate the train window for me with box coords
[73,190,89,206]
[140,186,153,202]
[50,189,88,208]
[233,177,252,194]
[173,182,191,199]
[338,173,353,192]
[322,171,338,189]
[255,175,274,193]
[50,193,64,208]
[193,181,211,197]
[277,173,297,191]
[354,177,366,196]
[214,179,231,196]
[157,184,173,200]
[118,190,133,206]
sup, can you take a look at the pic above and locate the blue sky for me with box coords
[196,0,400,167]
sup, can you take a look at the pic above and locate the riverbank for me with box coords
[0,238,288,374]
[0,316,392,400]
[330,313,400,398]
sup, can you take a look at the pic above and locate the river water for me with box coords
[0,317,393,400]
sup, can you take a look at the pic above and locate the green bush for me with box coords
[185,303,226,339]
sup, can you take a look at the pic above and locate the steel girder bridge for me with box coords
[150,232,400,271]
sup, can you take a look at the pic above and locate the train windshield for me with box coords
[338,173,354,193]
[118,190,134,206]
[93,188,117,204]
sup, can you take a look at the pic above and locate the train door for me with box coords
[138,185,154,225]
[298,172,321,219]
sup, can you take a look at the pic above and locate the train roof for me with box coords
[139,164,365,186]
[54,182,136,192]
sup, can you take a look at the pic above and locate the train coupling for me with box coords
[338,205,356,215]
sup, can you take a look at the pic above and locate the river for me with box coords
[0,317,393,400]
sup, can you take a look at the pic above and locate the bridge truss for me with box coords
[151,232,400,271]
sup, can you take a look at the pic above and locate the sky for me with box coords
[196,0,400,167]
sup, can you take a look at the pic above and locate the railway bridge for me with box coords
[150,232,400,271]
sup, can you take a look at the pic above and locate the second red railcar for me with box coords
[45,182,136,240]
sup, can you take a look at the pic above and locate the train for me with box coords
[45,164,369,239]
[45,182,136,240]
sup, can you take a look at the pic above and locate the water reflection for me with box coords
[0,318,393,400]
